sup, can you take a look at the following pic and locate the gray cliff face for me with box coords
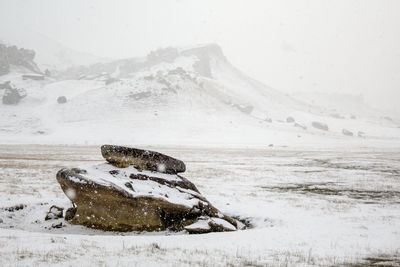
[0,44,41,76]
[182,44,227,78]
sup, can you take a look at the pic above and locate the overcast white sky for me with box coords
[1,0,399,112]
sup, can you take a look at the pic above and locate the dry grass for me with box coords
[1,145,400,266]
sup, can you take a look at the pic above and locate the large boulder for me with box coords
[101,145,186,174]
[56,162,239,233]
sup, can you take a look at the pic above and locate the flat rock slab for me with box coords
[101,145,186,174]
[56,163,238,232]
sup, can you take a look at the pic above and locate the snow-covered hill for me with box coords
[0,44,399,147]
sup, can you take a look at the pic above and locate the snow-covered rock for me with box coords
[56,146,240,233]
[101,145,186,173]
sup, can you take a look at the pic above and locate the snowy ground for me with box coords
[1,145,400,266]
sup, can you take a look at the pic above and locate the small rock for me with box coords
[330,113,345,119]
[57,96,67,104]
[185,217,236,234]
[51,222,64,229]
[45,205,64,220]
[5,204,25,212]
[105,77,119,85]
[294,123,307,130]
[130,91,151,100]
[236,105,253,115]
[383,116,393,122]
[312,121,329,131]
[0,81,12,90]
[358,131,365,138]
[64,207,77,221]
[109,170,119,176]
[286,116,295,123]
[342,129,354,136]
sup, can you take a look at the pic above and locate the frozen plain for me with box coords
[0,145,399,266]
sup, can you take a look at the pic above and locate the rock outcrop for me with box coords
[0,44,41,76]
[2,87,26,105]
[57,145,240,233]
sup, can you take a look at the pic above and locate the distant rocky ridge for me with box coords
[1,41,397,143]
[60,44,225,80]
